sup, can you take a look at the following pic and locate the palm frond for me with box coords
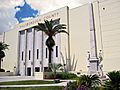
[73,59,78,71]
[60,52,65,66]
[53,24,66,30]
[0,42,9,50]
[44,20,53,31]
[71,55,75,70]
[54,30,69,36]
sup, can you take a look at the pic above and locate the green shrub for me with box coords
[65,81,78,90]
[54,79,60,83]
[44,72,54,79]
[56,72,77,79]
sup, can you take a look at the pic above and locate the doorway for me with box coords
[27,67,31,76]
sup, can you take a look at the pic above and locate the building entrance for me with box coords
[27,67,31,76]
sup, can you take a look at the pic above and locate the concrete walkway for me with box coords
[0,76,36,82]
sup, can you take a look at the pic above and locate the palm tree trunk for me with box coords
[48,48,52,64]
[0,58,1,69]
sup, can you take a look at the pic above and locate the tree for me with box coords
[0,42,9,69]
[33,19,68,68]
[49,63,62,79]
[77,74,101,90]
[103,71,120,90]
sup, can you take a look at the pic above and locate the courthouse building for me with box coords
[3,0,120,76]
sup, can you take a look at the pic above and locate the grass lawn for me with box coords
[0,86,64,90]
[0,80,64,90]
[0,80,55,85]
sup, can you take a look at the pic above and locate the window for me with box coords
[56,46,58,57]
[27,29,32,33]
[35,67,40,72]
[22,51,24,60]
[46,48,47,58]
[29,50,31,60]
[20,31,25,35]
[37,49,39,59]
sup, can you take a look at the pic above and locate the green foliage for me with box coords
[102,71,120,90]
[0,80,55,85]
[0,42,9,69]
[0,42,9,51]
[56,72,77,79]
[0,86,64,90]
[65,81,78,90]
[33,19,68,65]
[44,72,54,79]
[78,74,101,89]
[44,72,77,79]
[54,79,60,83]
[49,63,62,79]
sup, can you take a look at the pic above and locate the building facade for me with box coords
[17,7,69,76]
[4,0,120,76]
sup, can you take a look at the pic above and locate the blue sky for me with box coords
[0,0,90,33]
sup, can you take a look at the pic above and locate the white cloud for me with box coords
[0,0,90,33]
[0,0,23,33]
[28,0,83,14]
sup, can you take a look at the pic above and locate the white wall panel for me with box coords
[19,31,26,76]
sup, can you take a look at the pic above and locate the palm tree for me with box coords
[33,19,68,68]
[77,74,101,90]
[103,71,120,90]
[0,42,9,69]
[49,63,62,79]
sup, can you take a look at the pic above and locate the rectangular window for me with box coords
[29,50,31,60]
[46,48,47,58]
[22,51,24,60]
[35,67,40,72]
[27,29,32,33]
[37,49,39,59]
[56,46,58,57]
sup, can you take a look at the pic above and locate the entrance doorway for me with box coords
[27,67,31,76]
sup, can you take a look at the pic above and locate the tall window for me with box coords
[22,51,24,60]
[46,48,47,58]
[37,49,39,59]
[29,50,31,60]
[56,46,58,57]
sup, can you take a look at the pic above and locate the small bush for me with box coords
[65,81,78,90]
[54,79,60,83]
[56,72,77,79]
[44,72,54,79]
[0,69,5,72]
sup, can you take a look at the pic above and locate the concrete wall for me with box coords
[4,29,18,72]
[69,4,90,72]
[3,0,120,74]
[99,0,120,71]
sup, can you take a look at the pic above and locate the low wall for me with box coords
[34,72,43,80]
[0,72,13,76]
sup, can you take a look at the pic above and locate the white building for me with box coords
[3,0,120,76]
[0,33,5,42]
[16,7,69,76]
